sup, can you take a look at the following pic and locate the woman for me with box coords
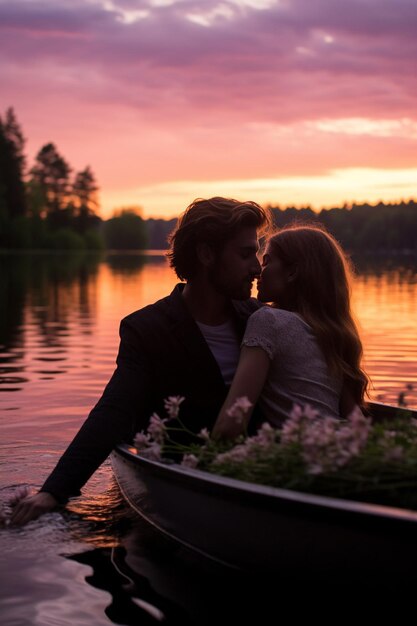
[212,224,369,440]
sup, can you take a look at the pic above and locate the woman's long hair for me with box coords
[268,224,368,406]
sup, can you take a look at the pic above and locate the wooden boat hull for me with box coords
[111,402,417,582]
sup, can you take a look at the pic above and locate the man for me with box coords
[11,197,269,525]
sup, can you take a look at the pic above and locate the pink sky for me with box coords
[2,0,417,218]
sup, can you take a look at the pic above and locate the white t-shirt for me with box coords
[197,320,240,385]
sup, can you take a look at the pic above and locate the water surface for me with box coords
[1,251,417,624]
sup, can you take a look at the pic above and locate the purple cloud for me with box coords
[1,0,417,212]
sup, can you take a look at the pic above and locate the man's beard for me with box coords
[207,264,251,300]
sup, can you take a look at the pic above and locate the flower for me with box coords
[181,454,199,468]
[133,431,151,449]
[226,396,253,424]
[213,444,251,465]
[140,443,162,461]
[383,445,404,463]
[198,428,210,441]
[147,412,168,444]
[164,396,185,419]
[251,422,276,447]
[280,404,372,475]
[213,422,277,467]
[132,395,417,511]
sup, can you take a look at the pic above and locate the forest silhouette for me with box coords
[1,107,416,252]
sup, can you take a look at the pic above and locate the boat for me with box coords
[111,402,417,584]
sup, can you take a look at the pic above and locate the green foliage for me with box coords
[83,228,105,250]
[8,216,33,248]
[0,106,104,250]
[103,208,148,250]
[43,228,86,251]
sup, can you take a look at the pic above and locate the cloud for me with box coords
[1,0,416,125]
[1,0,416,215]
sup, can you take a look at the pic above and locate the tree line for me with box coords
[268,201,417,252]
[142,201,417,252]
[1,107,416,252]
[0,107,105,250]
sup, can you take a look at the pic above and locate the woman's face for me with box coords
[257,246,292,304]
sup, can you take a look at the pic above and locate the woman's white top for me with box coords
[242,306,342,426]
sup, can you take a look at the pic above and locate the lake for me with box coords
[1,251,417,624]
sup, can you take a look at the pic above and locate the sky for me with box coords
[1,0,417,219]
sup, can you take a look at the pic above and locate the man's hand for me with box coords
[9,491,58,526]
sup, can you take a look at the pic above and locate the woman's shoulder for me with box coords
[249,306,307,328]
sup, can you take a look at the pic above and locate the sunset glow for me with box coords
[2,0,416,218]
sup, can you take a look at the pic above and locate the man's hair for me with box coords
[167,197,270,280]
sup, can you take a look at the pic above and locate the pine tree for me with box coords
[0,107,27,218]
[30,143,71,225]
[72,166,99,232]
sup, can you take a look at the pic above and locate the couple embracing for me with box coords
[11,197,368,525]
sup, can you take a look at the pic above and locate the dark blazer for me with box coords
[41,284,260,501]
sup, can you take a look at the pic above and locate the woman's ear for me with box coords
[196,242,215,268]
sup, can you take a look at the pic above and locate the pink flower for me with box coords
[198,428,210,441]
[164,396,185,419]
[213,444,251,465]
[213,422,277,467]
[140,443,162,461]
[383,445,404,463]
[281,403,372,475]
[147,412,168,444]
[226,396,253,424]
[134,432,151,449]
[251,422,276,447]
[181,454,199,468]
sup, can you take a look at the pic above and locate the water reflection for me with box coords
[352,252,417,278]
[1,251,417,624]
[104,251,167,275]
[1,250,416,407]
[350,254,417,407]
[0,253,102,393]
[64,505,412,625]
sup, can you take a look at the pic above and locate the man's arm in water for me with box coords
[10,317,153,525]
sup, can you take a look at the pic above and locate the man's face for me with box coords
[208,227,261,300]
